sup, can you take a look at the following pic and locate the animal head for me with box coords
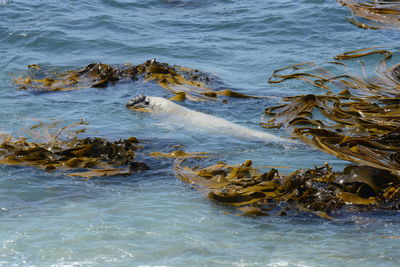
[127,95,180,113]
[126,95,151,111]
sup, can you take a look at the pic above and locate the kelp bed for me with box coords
[175,160,400,218]
[339,0,400,30]
[14,60,261,102]
[0,121,148,179]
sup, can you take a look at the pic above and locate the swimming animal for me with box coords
[126,95,295,143]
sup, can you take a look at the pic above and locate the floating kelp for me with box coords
[265,48,400,175]
[268,48,395,93]
[14,59,259,101]
[338,0,400,30]
[175,159,400,218]
[14,63,125,91]
[0,121,148,178]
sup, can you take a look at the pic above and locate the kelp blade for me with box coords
[265,48,400,175]
[339,0,400,30]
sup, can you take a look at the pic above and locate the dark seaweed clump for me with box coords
[0,121,148,179]
[14,60,261,102]
[175,159,400,219]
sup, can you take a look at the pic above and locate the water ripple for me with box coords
[1,0,400,266]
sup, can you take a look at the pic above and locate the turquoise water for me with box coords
[1,0,400,266]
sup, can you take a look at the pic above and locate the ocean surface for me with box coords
[1,0,400,266]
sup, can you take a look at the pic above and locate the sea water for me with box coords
[1,0,400,266]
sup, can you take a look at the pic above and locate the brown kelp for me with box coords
[338,0,400,30]
[175,159,400,218]
[14,63,123,91]
[0,121,148,178]
[14,60,260,101]
[265,47,400,175]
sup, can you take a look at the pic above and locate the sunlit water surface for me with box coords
[1,0,400,266]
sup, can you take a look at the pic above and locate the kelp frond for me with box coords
[339,0,400,30]
[265,47,400,175]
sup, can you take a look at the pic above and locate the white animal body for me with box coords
[127,95,295,143]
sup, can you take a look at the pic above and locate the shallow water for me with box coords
[1,0,400,266]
